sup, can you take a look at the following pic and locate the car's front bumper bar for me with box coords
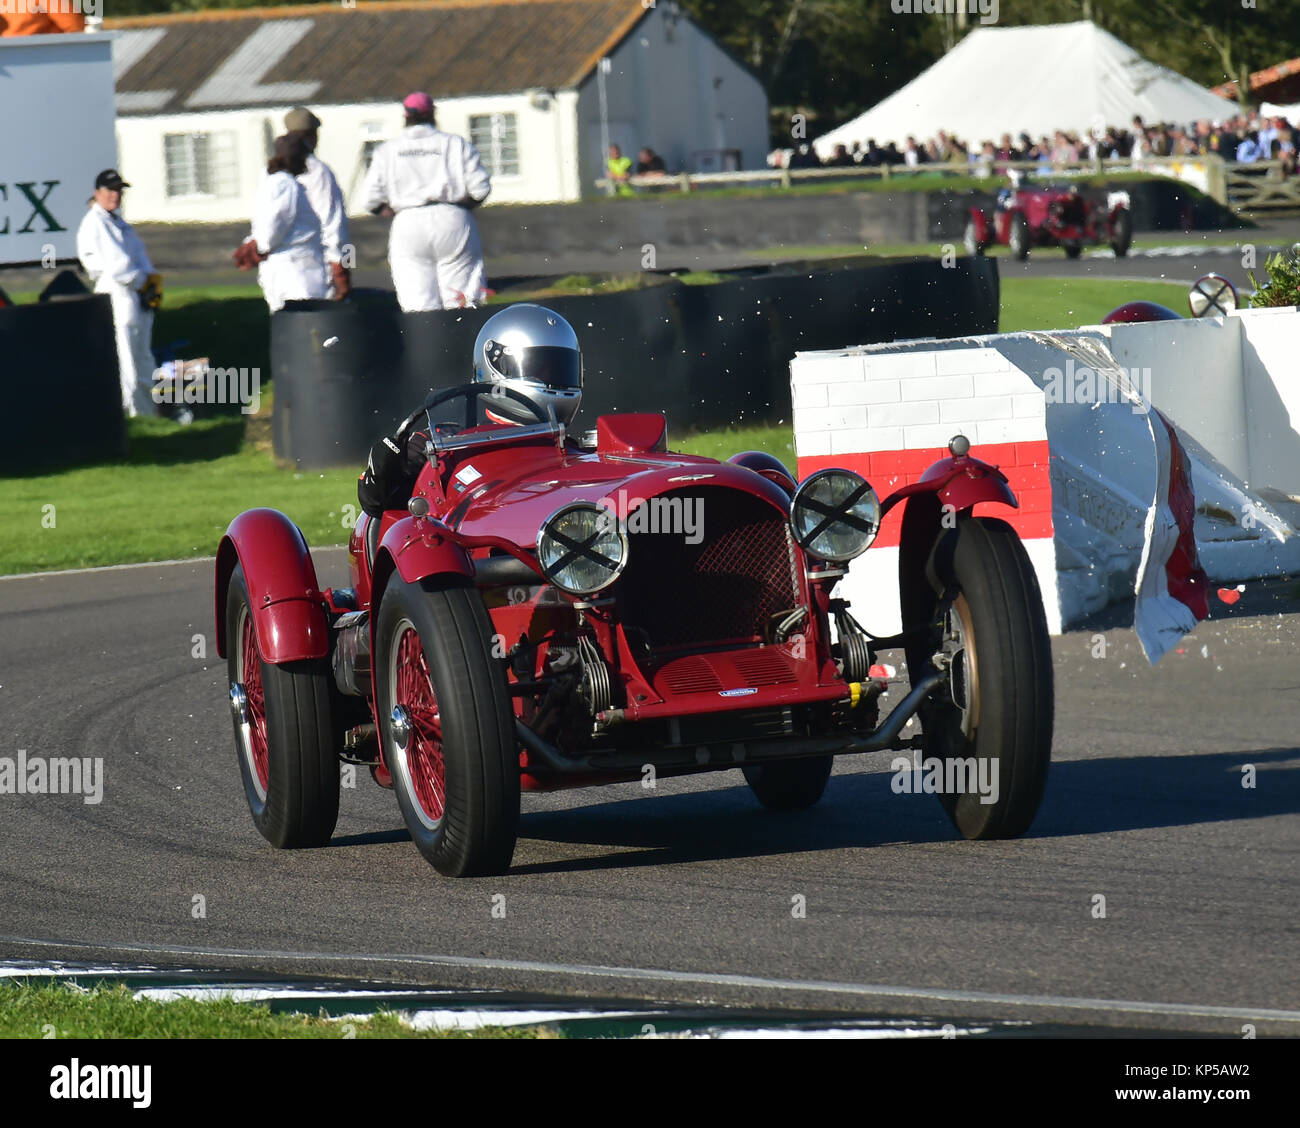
[517,668,945,775]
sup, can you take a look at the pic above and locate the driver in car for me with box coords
[358,303,584,519]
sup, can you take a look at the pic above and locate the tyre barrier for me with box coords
[270,288,406,467]
[791,305,1300,647]
[0,294,126,474]
[272,256,999,468]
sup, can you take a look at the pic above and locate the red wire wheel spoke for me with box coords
[240,611,270,792]
[395,627,446,823]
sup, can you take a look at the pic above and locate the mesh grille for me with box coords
[617,488,799,652]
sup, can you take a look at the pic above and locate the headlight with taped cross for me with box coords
[790,469,880,562]
[536,502,629,595]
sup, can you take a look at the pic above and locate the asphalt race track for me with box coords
[1,551,1296,1035]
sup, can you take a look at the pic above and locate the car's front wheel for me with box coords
[907,518,1053,839]
[226,563,339,848]
[375,576,519,877]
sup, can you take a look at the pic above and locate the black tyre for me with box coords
[1063,242,1083,259]
[226,563,339,848]
[743,756,833,810]
[375,576,519,877]
[1110,208,1132,257]
[1009,213,1030,260]
[905,518,1053,839]
[963,219,984,257]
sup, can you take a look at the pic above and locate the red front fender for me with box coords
[967,208,990,246]
[377,515,476,587]
[366,517,478,697]
[880,454,1018,519]
[215,508,328,663]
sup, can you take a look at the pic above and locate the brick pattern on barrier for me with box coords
[791,348,1053,549]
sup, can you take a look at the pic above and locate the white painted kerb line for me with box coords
[4,936,1296,1024]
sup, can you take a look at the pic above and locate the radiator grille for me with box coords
[617,488,800,652]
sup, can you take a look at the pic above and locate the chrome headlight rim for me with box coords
[1188,272,1238,318]
[790,469,880,562]
[536,501,629,596]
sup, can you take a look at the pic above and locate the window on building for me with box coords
[163,131,239,198]
[469,112,520,177]
[361,122,387,171]
[362,139,385,171]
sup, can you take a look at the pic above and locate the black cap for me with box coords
[94,169,130,190]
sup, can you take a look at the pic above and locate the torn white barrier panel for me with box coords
[1133,409,1209,664]
[789,307,1300,656]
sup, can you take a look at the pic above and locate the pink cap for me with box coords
[402,91,434,114]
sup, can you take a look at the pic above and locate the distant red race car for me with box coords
[965,177,1132,261]
[215,389,1053,877]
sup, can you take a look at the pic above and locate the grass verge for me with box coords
[746,232,1262,261]
[0,980,545,1039]
[0,416,357,574]
[998,277,1190,331]
[603,169,1168,202]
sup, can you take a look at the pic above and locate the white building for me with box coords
[106,0,769,224]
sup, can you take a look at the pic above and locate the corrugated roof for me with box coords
[106,0,648,115]
[1211,58,1300,101]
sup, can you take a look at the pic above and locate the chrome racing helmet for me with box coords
[472,303,583,428]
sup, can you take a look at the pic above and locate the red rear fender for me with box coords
[215,508,328,662]
[727,450,797,497]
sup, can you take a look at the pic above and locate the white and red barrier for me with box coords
[790,307,1300,648]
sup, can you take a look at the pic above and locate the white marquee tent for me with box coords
[815,21,1238,155]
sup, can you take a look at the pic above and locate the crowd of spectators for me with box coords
[778,112,1299,177]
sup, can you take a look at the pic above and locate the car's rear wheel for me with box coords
[1009,214,1031,260]
[1110,209,1132,257]
[743,756,833,810]
[226,564,339,848]
[1008,214,1029,261]
[963,219,984,257]
[905,518,1053,839]
[375,576,519,877]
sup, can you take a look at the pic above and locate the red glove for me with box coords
[330,261,351,300]
[233,239,267,271]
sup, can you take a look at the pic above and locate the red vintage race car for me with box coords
[215,386,1054,876]
[965,177,1132,261]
